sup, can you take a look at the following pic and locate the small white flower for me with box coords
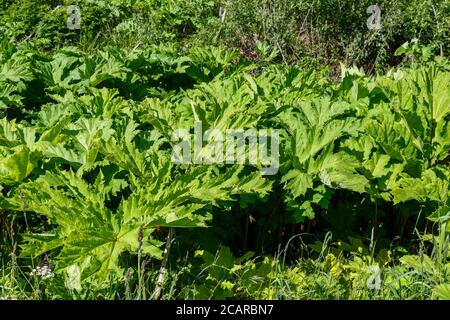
[30,265,54,279]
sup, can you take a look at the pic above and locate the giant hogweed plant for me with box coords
[339,63,450,225]
[277,61,449,223]
[0,43,449,287]
[0,46,274,284]
[0,114,272,284]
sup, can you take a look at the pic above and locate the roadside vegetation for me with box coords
[0,0,449,300]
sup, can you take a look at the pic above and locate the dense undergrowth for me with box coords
[0,0,448,71]
[0,0,449,300]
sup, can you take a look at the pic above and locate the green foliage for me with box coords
[0,9,450,299]
[176,236,450,300]
[0,0,448,70]
[0,44,275,286]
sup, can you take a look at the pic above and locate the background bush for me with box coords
[0,0,449,301]
[0,0,448,70]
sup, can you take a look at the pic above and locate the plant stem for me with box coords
[153,228,173,300]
